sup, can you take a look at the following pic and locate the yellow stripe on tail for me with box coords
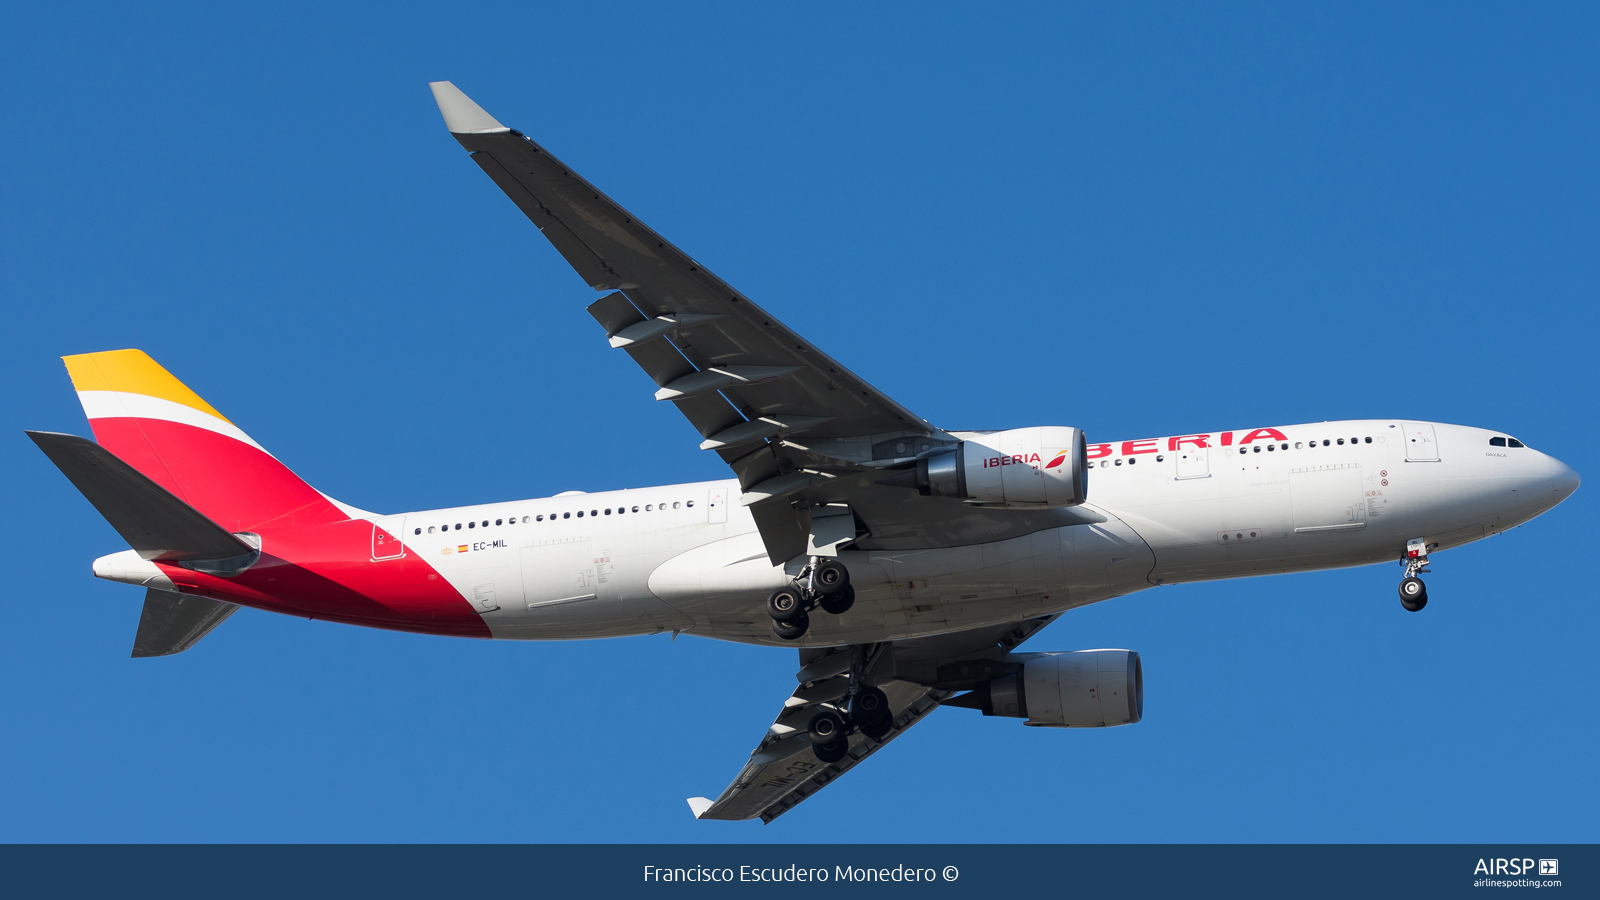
[62,349,232,424]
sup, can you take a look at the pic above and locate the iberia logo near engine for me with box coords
[1045,451,1071,469]
[982,453,1043,469]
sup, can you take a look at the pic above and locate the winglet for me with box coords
[428,81,509,134]
[686,797,715,819]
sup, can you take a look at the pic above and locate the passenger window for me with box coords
[1266,445,1274,452]
[1252,446,1261,453]
[1322,440,1330,447]
[563,512,570,519]
[673,502,681,509]
[591,510,597,516]
[1239,448,1246,455]
[536,515,544,522]
[1281,443,1288,450]
[1364,437,1372,444]
[413,528,421,535]
[1336,439,1344,445]
[1508,439,1525,448]
[495,519,502,526]
[632,506,639,512]
[687,500,695,507]
[522,516,529,523]
[482,520,488,527]
[1155,454,1164,462]
[428,526,436,534]
[577,511,584,518]
[468,522,475,529]
[645,504,653,511]
[1295,442,1302,449]
[1489,437,1506,447]
[1114,458,1122,466]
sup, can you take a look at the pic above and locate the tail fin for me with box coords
[61,350,358,532]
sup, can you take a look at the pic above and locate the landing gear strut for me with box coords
[806,643,894,764]
[1399,537,1433,612]
[767,556,853,640]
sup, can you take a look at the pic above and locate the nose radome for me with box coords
[1548,456,1580,499]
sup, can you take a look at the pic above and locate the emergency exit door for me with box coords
[1175,446,1209,480]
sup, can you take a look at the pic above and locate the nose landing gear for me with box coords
[767,557,854,640]
[1398,538,1434,612]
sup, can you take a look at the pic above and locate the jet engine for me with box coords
[880,426,1087,508]
[945,649,1142,727]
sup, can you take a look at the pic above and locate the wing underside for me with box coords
[691,614,1059,822]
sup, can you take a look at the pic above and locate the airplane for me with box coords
[28,81,1579,824]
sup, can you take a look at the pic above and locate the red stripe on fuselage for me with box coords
[159,519,490,638]
[88,417,346,532]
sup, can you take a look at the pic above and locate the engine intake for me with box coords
[947,650,1142,727]
[881,426,1087,508]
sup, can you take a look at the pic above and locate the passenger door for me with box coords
[372,518,407,560]
[1402,423,1440,462]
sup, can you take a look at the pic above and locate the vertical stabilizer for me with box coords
[61,350,354,532]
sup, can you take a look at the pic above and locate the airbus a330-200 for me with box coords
[29,82,1580,823]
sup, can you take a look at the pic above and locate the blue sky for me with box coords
[2,3,1595,842]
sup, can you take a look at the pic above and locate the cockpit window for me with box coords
[1508,438,1525,448]
[1489,437,1506,447]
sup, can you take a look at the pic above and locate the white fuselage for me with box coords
[387,420,1577,647]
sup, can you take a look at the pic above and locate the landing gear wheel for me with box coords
[772,610,809,640]
[766,587,805,622]
[813,559,850,595]
[819,584,856,615]
[813,737,849,764]
[1399,576,1427,612]
[847,685,890,727]
[859,715,893,742]
[807,709,848,745]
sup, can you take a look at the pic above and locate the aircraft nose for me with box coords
[1547,455,1580,500]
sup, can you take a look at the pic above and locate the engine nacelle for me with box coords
[888,426,1087,508]
[955,649,1142,728]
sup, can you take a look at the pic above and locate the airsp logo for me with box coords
[1473,858,1553,876]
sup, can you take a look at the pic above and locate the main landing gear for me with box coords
[805,643,893,763]
[767,557,855,641]
[1398,537,1435,612]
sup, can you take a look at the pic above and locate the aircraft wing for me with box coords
[689,613,1058,823]
[429,82,985,562]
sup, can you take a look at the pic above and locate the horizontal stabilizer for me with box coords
[27,431,256,565]
[133,588,239,658]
